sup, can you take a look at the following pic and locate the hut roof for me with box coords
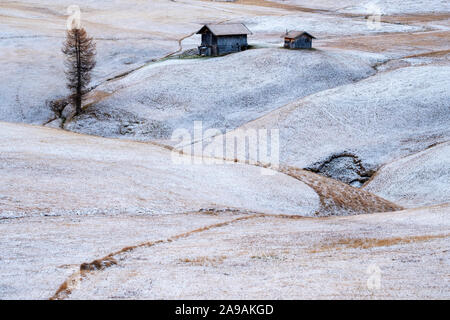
[283,31,316,39]
[197,23,252,36]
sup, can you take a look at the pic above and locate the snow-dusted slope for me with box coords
[0,1,181,123]
[245,14,421,39]
[0,213,248,299]
[0,122,403,300]
[65,48,376,141]
[194,64,450,186]
[1,0,443,125]
[267,0,450,15]
[0,0,283,124]
[0,121,320,218]
[3,204,447,299]
[57,204,450,299]
[364,142,450,207]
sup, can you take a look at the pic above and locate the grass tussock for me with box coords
[250,251,286,261]
[310,233,449,253]
[80,257,117,271]
[50,272,83,300]
[180,255,227,266]
[50,281,71,301]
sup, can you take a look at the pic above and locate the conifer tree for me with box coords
[62,28,96,115]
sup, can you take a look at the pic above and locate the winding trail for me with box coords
[97,31,197,86]
[50,208,359,300]
[50,212,264,300]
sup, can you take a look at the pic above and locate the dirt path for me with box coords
[50,212,264,300]
[47,207,376,300]
[49,205,448,299]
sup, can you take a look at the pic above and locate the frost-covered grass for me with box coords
[1,0,447,127]
[245,13,422,39]
[266,0,450,15]
[2,202,447,299]
[0,121,321,218]
[364,142,450,207]
[0,0,278,124]
[61,204,450,299]
[0,212,243,299]
[1,0,449,301]
[0,1,181,123]
[65,47,377,141]
[198,64,450,184]
[2,0,444,125]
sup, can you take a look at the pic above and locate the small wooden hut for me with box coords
[197,23,252,56]
[283,31,316,49]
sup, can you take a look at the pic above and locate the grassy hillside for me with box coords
[65,47,377,140]
[364,142,450,207]
[196,64,449,186]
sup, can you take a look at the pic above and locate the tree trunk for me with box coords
[75,30,82,115]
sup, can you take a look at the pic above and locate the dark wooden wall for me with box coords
[285,36,312,49]
[199,33,248,56]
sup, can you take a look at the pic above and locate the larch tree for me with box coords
[62,27,96,116]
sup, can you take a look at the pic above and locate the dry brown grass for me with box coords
[403,49,450,59]
[380,13,450,24]
[80,257,117,271]
[281,166,403,216]
[180,255,227,266]
[321,31,450,54]
[51,281,71,301]
[82,90,112,110]
[310,234,449,253]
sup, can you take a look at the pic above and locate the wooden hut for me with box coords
[197,23,252,56]
[283,31,316,49]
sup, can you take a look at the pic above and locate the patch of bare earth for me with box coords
[281,166,403,216]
